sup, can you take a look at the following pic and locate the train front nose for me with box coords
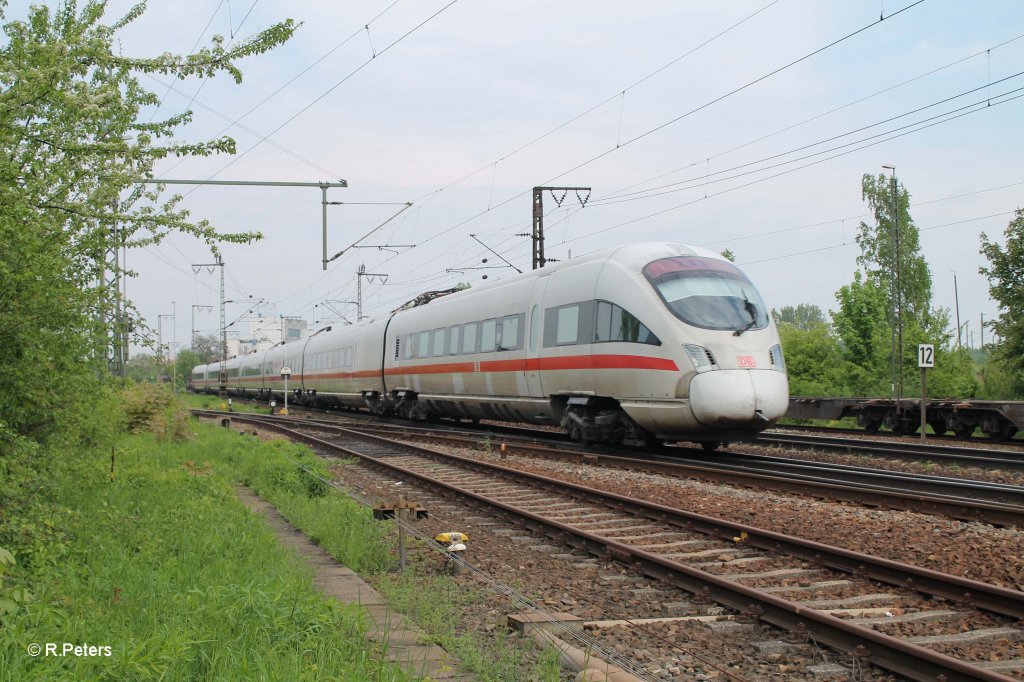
[688,370,788,429]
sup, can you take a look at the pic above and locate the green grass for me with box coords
[0,426,409,682]
[192,423,564,681]
[2,410,568,681]
[201,425,563,680]
[182,393,267,414]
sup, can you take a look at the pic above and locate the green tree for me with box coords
[856,173,934,324]
[772,304,827,331]
[831,271,891,395]
[125,353,160,383]
[832,174,975,398]
[0,2,295,446]
[190,334,222,364]
[979,208,1024,397]
[776,323,847,396]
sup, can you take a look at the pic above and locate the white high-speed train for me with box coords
[191,243,789,448]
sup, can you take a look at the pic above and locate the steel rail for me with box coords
[758,432,1024,471]
[202,411,1024,681]
[328,420,1024,526]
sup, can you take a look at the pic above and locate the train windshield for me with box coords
[642,256,770,333]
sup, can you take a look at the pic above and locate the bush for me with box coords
[119,384,191,441]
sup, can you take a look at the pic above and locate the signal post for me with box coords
[918,343,934,441]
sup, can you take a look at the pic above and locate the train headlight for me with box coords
[684,344,718,373]
[769,344,786,373]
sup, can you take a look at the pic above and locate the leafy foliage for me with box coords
[979,208,1024,397]
[856,173,934,324]
[772,304,827,332]
[0,1,294,448]
[119,383,191,440]
[778,173,979,399]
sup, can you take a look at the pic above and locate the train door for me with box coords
[524,275,550,397]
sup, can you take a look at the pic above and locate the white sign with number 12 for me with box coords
[918,343,935,368]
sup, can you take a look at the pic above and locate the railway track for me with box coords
[200,410,1024,681]
[758,431,1024,472]
[254,410,1024,526]
[775,423,1024,447]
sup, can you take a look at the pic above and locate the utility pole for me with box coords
[356,265,388,322]
[953,271,962,348]
[882,166,902,414]
[158,313,174,383]
[980,313,985,348]
[97,199,128,377]
[527,186,591,269]
[192,304,213,350]
[193,258,227,396]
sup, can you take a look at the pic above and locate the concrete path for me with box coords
[236,487,476,681]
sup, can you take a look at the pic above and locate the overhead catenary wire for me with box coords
[534,87,1024,251]
[165,1,938,324]
[397,0,929,254]
[183,0,462,196]
[271,172,1024,322]
[601,30,1024,202]
[156,0,404,179]
[407,0,783,210]
[590,74,1024,206]
[147,0,226,123]
[739,210,1019,267]
[368,21,1021,280]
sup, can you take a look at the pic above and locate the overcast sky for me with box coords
[12,0,1024,352]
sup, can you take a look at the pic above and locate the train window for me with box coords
[417,331,430,358]
[499,315,521,350]
[432,328,445,357]
[480,319,497,352]
[529,306,540,352]
[345,348,352,367]
[448,325,460,355]
[462,322,478,353]
[556,306,579,345]
[643,256,769,332]
[402,335,414,360]
[595,301,612,342]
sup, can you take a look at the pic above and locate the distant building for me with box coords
[226,314,308,358]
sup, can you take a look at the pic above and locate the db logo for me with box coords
[737,356,756,368]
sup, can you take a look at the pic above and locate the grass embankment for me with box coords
[0,418,408,681]
[217,423,562,680]
[3,387,561,681]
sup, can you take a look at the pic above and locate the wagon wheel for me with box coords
[954,425,975,439]
[862,418,882,434]
[984,422,1019,441]
[927,418,948,437]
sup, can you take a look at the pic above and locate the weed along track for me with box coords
[207,411,1024,681]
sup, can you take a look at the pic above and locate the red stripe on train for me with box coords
[220,354,678,383]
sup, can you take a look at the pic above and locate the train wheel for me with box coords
[984,423,1018,441]
[928,418,948,436]
[863,418,882,434]
[701,441,720,452]
[954,425,974,439]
